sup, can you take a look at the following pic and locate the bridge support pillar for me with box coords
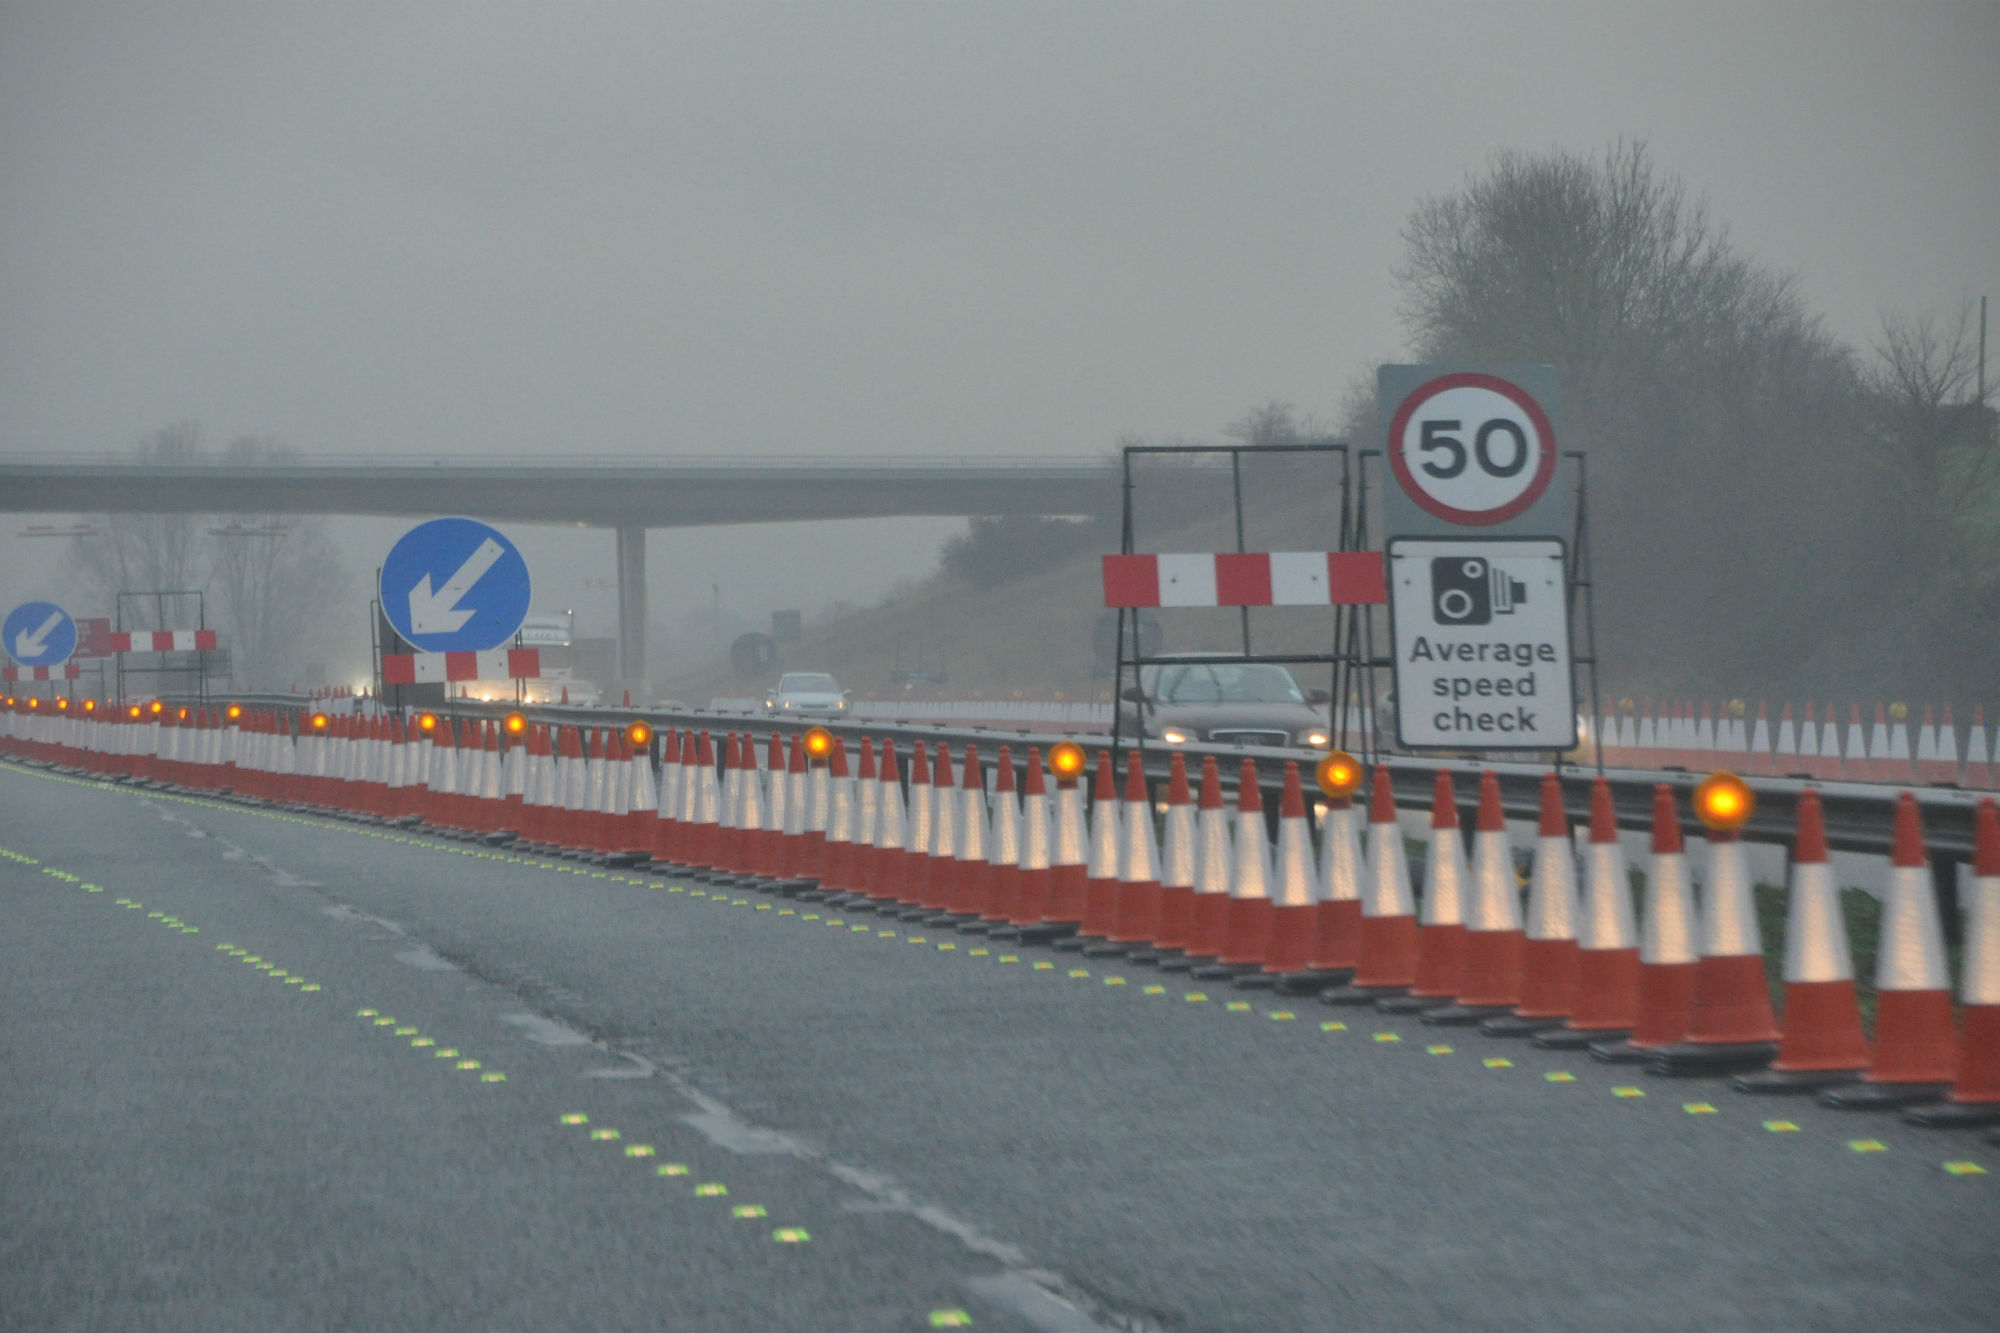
[615,524,648,702]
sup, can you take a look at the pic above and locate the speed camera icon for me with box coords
[1430,556,1527,626]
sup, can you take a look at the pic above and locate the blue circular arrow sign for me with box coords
[378,517,533,653]
[4,600,78,667]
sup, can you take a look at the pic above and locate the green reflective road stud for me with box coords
[695,1183,728,1197]
[1943,1161,1987,1176]
[301,984,320,992]
[1763,1120,1800,1133]
[147,911,163,919]
[657,1163,689,1176]
[284,976,304,984]
[1185,992,1208,1003]
[1143,984,1165,995]
[436,1048,459,1058]
[1428,1045,1454,1055]
[1269,1011,1296,1020]
[756,904,772,911]
[1070,969,1091,979]
[1034,962,1054,970]
[772,1228,810,1243]
[456,1060,481,1070]
[1612,1087,1645,1098]
[880,930,897,938]
[779,908,795,915]
[851,925,868,932]
[560,1113,589,1125]
[937,942,955,950]
[1545,1072,1577,1083]
[625,1145,655,1158]
[1376,1033,1402,1043]
[1848,1140,1887,1153]
[394,1026,419,1036]
[1104,976,1125,986]
[802,913,818,920]
[1226,1001,1251,1011]
[909,936,927,945]
[970,948,990,957]
[931,1311,974,1328]
[374,1018,397,1026]
[1321,1020,1347,1032]
[732,1205,768,1219]
[411,1037,434,1047]
[590,1128,621,1141]
[1000,956,1019,964]
[480,1071,506,1083]
[1684,1103,1718,1115]
[357,1009,378,1017]
[1483,1057,1510,1067]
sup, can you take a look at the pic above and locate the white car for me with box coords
[763,672,850,717]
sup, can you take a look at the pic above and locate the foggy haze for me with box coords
[2,4,1995,680]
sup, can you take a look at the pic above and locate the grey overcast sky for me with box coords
[4,2,1996,463]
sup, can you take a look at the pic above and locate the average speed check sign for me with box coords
[1379,365,1566,537]
[1386,537,1575,751]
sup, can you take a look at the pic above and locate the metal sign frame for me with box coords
[113,590,210,705]
[1108,440,1370,770]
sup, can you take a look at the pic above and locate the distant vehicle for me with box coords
[763,672,850,716]
[1119,655,1331,749]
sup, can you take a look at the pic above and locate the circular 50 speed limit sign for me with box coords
[1387,372,1557,526]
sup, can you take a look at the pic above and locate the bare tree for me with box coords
[67,422,206,627]
[67,425,352,690]
[1392,140,1874,693]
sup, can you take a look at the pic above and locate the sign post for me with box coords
[1377,365,1586,756]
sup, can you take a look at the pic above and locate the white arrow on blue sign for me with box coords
[378,517,533,654]
[4,600,78,667]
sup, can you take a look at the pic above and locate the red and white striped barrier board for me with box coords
[106,630,220,652]
[3,663,82,681]
[381,648,541,686]
[1101,552,1387,608]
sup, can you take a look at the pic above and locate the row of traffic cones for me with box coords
[1599,699,1997,788]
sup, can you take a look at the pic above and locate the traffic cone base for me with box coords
[1306,898,1362,974]
[1860,988,1958,1084]
[1444,928,1524,1009]
[1407,922,1466,999]
[1903,1007,2000,1123]
[1321,915,1419,1004]
[1153,886,1195,951]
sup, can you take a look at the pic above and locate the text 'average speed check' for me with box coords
[1386,538,1574,750]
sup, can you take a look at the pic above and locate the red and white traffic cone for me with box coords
[1322,768,1419,1005]
[824,737,875,902]
[1379,770,1468,1014]
[1241,762,1322,988]
[939,743,988,918]
[1161,755,1233,972]
[1193,758,1274,979]
[1072,751,1124,947]
[1020,750,1089,942]
[1485,773,1582,1037]
[1647,784,1782,1076]
[964,745,1015,927]
[997,747,1052,932]
[889,741,932,909]
[1102,753,1164,955]
[915,740,959,915]
[1424,771,1523,1027]
[868,739,910,905]
[1300,776,1364,989]
[1594,786,1701,1061]
[1734,789,1872,1092]
[1822,793,1959,1109]
[1906,798,2000,1126]
[1845,705,1870,783]
[1746,703,1774,777]
[811,737,853,896]
[1135,753,1196,963]
[1539,777,1641,1049]
[1964,706,1995,790]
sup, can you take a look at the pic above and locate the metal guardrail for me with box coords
[216,694,1989,864]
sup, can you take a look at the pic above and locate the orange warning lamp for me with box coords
[27,698,38,710]
[150,700,164,715]
[177,707,189,720]
[57,697,69,710]
[625,720,653,749]
[1315,750,1363,800]
[227,703,243,721]
[83,699,96,713]
[803,726,834,761]
[1889,701,1908,722]
[128,704,142,719]
[310,712,330,731]
[416,712,438,733]
[1048,740,1087,782]
[3,696,13,707]
[1694,771,1754,833]
[504,711,528,736]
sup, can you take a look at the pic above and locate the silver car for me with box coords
[1119,658,1332,749]
[763,672,850,717]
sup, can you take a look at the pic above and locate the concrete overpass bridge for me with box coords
[0,453,1120,690]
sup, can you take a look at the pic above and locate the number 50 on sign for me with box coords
[1378,366,1567,538]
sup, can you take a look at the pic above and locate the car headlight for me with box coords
[1161,727,1190,744]
[1304,731,1331,748]
[782,700,793,709]
[835,699,847,710]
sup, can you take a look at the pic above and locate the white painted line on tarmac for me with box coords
[501,1013,593,1046]
[963,1273,1118,1333]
